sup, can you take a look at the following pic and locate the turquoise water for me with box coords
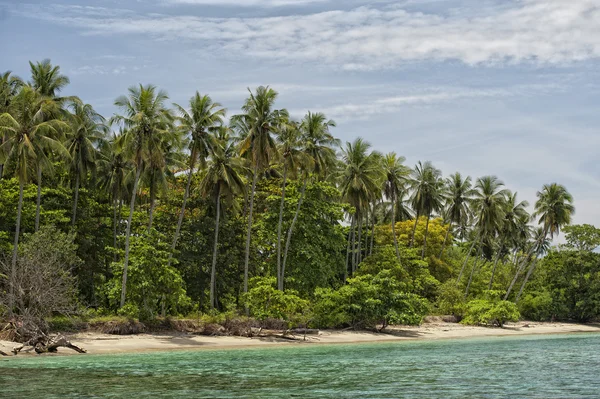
[1,333,600,398]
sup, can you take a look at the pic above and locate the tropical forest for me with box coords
[1,60,599,343]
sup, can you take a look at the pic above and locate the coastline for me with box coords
[1,321,599,356]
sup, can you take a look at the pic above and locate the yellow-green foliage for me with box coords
[462,296,520,327]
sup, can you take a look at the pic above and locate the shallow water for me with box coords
[1,333,600,398]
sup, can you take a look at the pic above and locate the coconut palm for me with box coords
[29,60,74,230]
[515,183,574,302]
[0,71,23,178]
[232,86,288,295]
[0,86,68,313]
[409,161,444,259]
[382,152,410,260]
[97,135,131,261]
[170,93,226,258]
[340,138,382,273]
[279,112,337,290]
[488,191,529,289]
[463,175,508,296]
[200,129,247,308]
[111,84,174,308]
[65,101,108,227]
[275,120,303,290]
[439,173,474,258]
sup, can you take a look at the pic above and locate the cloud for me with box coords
[14,0,600,69]
[163,0,331,6]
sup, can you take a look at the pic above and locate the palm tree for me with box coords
[65,101,107,227]
[0,86,67,314]
[98,135,131,261]
[280,112,337,290]
[340,138,382,273]
[0,71,23,178]
[382,152,410,260]
[464,175,507,296]
[439,172,474,258]
[275,121,303,290]
[29,59,73,231]
[199,129,247,308]
[409,161,444,259]
[232,86,288,296]
[111,84,174,308]
[488,191,529,289]
[515,183,574,302]
[170,93,226,259]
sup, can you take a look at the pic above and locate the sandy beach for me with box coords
[2,321,599,356]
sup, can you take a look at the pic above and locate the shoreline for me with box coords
[2,321,599,357]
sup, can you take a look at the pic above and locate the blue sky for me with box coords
[1,0,599,233]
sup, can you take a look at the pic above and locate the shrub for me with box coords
[436,280,466,318]
[462,299,520,327]
[243,277,309,326]
[519,291,554,321]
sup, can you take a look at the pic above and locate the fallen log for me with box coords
[12,334,86,355]
[289,328,320,335]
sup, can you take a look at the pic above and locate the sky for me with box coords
[1,0,599,234]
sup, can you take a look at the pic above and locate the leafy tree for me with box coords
[243,276,308,323]
[0,71,23,178]
[563,224,600,252]
[107,229,191,319]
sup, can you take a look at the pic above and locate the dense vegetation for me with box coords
[0,61,598,333]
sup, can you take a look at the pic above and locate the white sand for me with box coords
[2,321,598,356]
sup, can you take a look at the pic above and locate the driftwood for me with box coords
[289,328,320,335]
[11,334,86,355]
[0,349,9,356]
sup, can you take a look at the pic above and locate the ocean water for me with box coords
[1,333,600,398]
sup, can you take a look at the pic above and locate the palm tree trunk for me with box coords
[113,198,118,263]
[351,214,357,273]
[439,221,453,258]
[276,165,288,291]
[515,258,538,303]
[504,254,526,300]
[345,218,354,282]
[369,202,375,256]
[464,247,483,298]
[421,214,431,260]
[281,177,307,291]
[147,177,156,232]
[357,214,363,266]
[71,172,80,228]
[9,180,24,315]
[35,166,42,232]
[170,165,194,264]
[457,240,477,285]
[409,213,420,247]
[120,165,142,308]
[488,241,505,290]
[210,186,221,309]
[244,165,259,295]
[391,195,401,262]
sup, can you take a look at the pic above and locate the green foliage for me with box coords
[563,224,600,252]
[436,280,466,317]
[312,271,428,329]
[243,277,309,323]
[106,229,191,320]
[519,290,553,321]
[462,298,520,327]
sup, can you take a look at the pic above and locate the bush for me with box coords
[436,280,466,318]
[243,277,309,326]
[519,291,554,321]
[462,299,520,327]
[312,270,429,329]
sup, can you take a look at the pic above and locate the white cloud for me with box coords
[164,0,330,6]
[16,0,600,69]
